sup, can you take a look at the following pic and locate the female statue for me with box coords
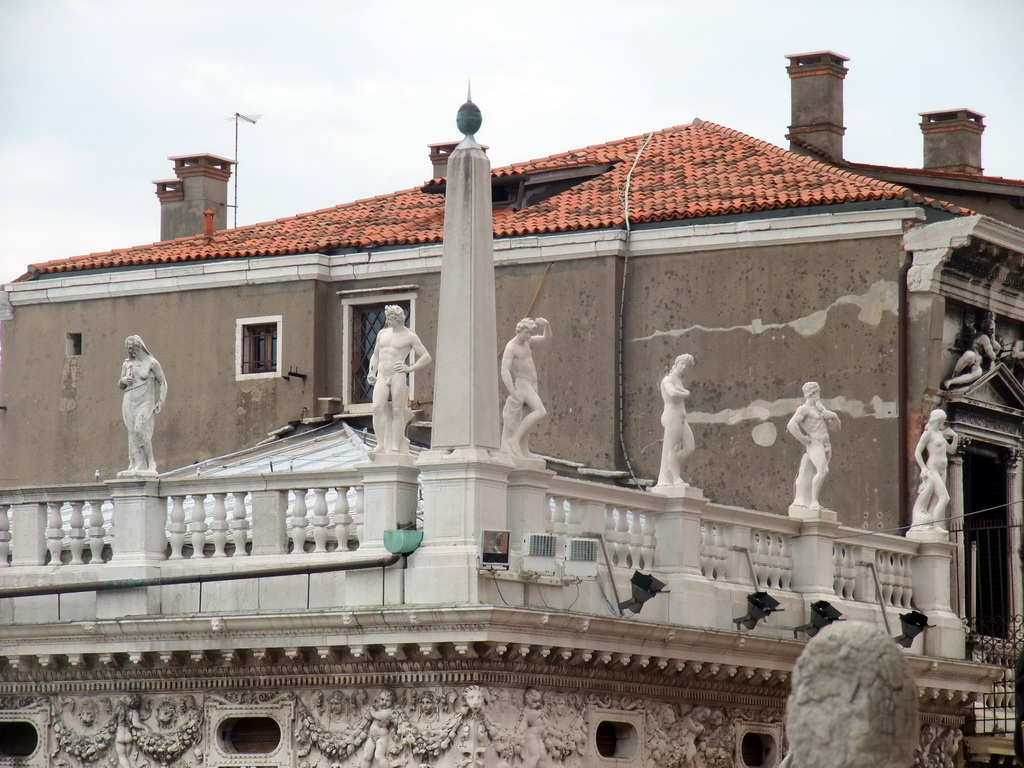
[656,354,695,488]
[118,335,167,475]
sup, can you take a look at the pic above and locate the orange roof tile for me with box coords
[23,120,922,279]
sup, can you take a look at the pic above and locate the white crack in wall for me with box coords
[634,280,898,342]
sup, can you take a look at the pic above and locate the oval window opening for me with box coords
[594,720,638,759]
[0,721,40,757]
[741,731,775,767]
[220,717,282,753]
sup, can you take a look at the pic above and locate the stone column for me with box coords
[1006,449,1023,618]
[947,449,966,618]
[910,538,964,658]
[98,478,166,618]
[10,502,47,567]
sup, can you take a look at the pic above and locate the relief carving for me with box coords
[914,724,962,768]
[52,694,203,768]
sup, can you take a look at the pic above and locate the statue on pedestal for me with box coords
[655,354,695,488]
[909,409,959,534]
[367,305,432,454]
[787,381,841,510]
[500,318,551,458]
[117,335,167,476]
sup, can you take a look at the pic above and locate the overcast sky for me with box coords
[1,0,1022,284]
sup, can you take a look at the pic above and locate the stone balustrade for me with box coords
[0,469,963,657]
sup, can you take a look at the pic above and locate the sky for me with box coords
[1,0,1022,284]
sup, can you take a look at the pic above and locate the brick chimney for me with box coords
[428,141,460,179]
[919,109,985,174]
[785,51,849,162]
[153,153,234,241]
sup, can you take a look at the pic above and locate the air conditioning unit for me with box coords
[522,533,558,576]
[563,536,599,579]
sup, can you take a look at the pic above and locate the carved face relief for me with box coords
[155,698,178,728]
[418,691,438,717]
[463,685,485,712]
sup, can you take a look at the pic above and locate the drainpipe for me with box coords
[898,248,912,529]
[0,553,401,600]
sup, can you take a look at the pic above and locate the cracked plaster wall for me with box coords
[623,235,903,527]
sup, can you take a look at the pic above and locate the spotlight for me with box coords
[794,600,844,639]
[733,591,783,630]
[895,611,933,648]
[618,571,668,615]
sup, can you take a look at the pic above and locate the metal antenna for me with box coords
[228,112,260,228]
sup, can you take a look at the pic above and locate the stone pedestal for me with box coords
[788,504,837,523]
[249,490,288,556]
[406,451,513,605]
[910,538,965,657]
[506,465,555,564]
[649,485,716,626]
[789,517,840,596]
[107,479,167,564]
[10,502,47,567]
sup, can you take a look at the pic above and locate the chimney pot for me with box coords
[203,209,215,239]
[154,153,234,241]
[428,141,461,179]
[785,50,849,162]
[919,109,985,174]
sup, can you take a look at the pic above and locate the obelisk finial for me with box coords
[456,84,482,146]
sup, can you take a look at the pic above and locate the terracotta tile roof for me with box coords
[23,120,924,279]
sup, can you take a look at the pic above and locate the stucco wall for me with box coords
[622,234,903,525]
[0,233,902,529]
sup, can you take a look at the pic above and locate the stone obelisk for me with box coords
[429,95,501,454]
[408,94,513,605]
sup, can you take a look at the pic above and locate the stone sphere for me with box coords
[456,100,482,136]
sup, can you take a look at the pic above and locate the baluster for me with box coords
[230,492,249,556]
[0,505,10,567]
[640,512,656,570]
[876,552,894,606]
[167,496,187,560]
[209,493,229,557]
[565,497,582,537]
[699,522,712,578]
[311,488,329,553]
[604,505,620,567]
[290,489,309,554]
[67,501,86,565]
[189,495,208,558]
[46,502,65,565]
[333,486,353,551]
[551,496,567,535]
[87,499,106,564]
[352,486,365,548]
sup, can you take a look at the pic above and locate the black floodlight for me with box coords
[794,599,844,639]
[733,591,783,630]
[618,571,669,615]
[895,610,933,648]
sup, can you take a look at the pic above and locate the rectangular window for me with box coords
[340,290,417,414]
[235,316,282,380]
[66,332,82,356]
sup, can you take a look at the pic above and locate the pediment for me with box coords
[944,364,1024,446]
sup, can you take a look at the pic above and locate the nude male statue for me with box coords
[787,381,841,509]
[500,317,551,458]
[910,408,959,532]
[366,305,432,454]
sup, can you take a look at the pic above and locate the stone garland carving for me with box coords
[913,724,962,768]
[293,686,779,768]
[52,694,202,768]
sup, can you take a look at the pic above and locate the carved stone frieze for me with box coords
[51,693,203,768]
[914,724,963,768]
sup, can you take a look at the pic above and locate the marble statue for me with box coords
[501,317,551,458]
[655,354,695,488]
[909,409,959,533]
[117,335,167,476]
[780,622,919,768]
[367,305,432,454]
[945,311,1002,389]
[787,381,841,510]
